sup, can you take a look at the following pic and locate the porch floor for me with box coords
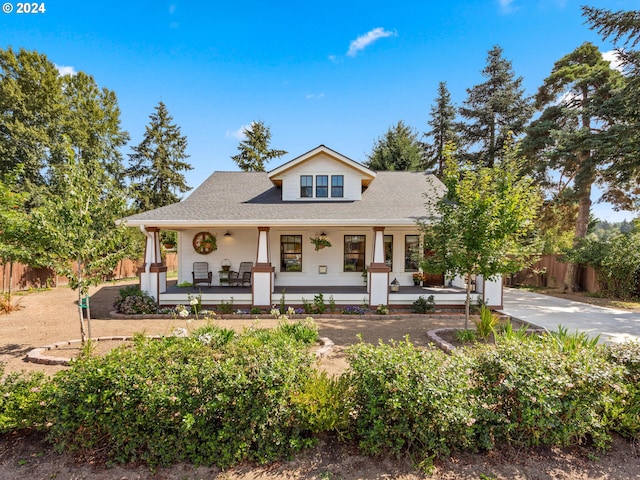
[160,282,474,307]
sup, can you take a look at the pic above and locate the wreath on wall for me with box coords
[192,231,217,255]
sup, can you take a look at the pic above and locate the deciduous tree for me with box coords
[421,142,541,327]
[33,159,133,343]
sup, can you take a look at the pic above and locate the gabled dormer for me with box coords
[268,145,376,201]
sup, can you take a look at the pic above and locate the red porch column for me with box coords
[253,226,274,307]
[369,226,391,307]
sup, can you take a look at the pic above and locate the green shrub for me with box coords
[469,336,624,450]
[455,329,476,343]
[191,324,235,348]
[346,338,476,459]
[46,331,317,468]
[607,341,640,438]
[276,317,319,345]
[113,292,158,315]
[0,367,48,432]
[218,297,234,314]
[292,370,353,439]
[411,295,435,313]
[313,293,326,314]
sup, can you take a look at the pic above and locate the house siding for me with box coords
[279,154,364,201]
[178,227,425,288]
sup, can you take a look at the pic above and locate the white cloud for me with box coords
[497,0,517,14]
[602,50,624,72]
[346,28,396,57]
[305,93,325,100]
[55,64,76,76]
[226,124,251,140]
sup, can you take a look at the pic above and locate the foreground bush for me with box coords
[346,338,476,459]
[470,336,626,450]
[345,335,632,464]
[0,366,47,432]
[45,330,317,467]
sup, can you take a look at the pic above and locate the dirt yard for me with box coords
[1,280,640,479]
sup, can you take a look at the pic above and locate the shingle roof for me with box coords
[120,170,445,227]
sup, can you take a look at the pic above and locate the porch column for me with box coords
[479,275,503,309]
[138,226,167,301]
[252,226,274,307]
[368,226,391,307]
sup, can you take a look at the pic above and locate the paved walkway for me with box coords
[499,288,640,344]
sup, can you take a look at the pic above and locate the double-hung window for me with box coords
[281,235,302,272]
[344,235,365,272]
[331,175,344,198]
[300,176,313,198]
[316,175,328,198]
[405,235,420,271]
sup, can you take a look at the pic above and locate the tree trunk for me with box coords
[464,276,472,330]
[8,260,13,297]
[77,289,87,345]
[563,149,593,292]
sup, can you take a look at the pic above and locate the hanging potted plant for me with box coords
[310,233,332,251]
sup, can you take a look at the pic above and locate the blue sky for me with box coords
[1,0,637,221]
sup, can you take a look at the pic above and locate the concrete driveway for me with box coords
[499,288,640,344]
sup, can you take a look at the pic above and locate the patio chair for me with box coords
[192,262,212,287]
[229,261,253,287]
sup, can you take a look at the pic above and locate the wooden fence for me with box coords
[1,253,177,293]
[504,254,599,293]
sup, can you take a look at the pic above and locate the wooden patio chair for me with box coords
[192,262,212,287]
[229,261,253,287]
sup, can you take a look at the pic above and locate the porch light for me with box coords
[224,231,231,237]
[390,278,400,292]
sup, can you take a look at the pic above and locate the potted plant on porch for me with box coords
[412,272,425,286]
[310,233,332,251]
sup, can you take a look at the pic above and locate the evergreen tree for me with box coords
[583,6,640,206]
[523,42,625,292]
[459,46,533,167]
[127,102,192,211]
[424,81,458,175]
[231,120,286,172]
[366,121,424,171]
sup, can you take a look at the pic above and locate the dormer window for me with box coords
[300,175,313,198]
[316,175,328,197]
[331,175,344,198]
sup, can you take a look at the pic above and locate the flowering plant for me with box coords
[412,272,425,282]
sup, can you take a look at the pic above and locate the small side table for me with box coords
[218,270,230,287]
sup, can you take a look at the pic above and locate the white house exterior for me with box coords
[120,145,503,309]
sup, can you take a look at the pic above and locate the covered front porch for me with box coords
[159,282,481,309]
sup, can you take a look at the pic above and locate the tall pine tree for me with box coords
[459,46,533,167]
[231,120,286,172]
[424,81,458,175]
[127,101,192,211]
[523,42,625,292]
[583,6,640,206]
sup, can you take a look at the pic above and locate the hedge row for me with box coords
[1,321,639,469]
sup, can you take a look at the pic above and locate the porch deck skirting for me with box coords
[158,284,479,308]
